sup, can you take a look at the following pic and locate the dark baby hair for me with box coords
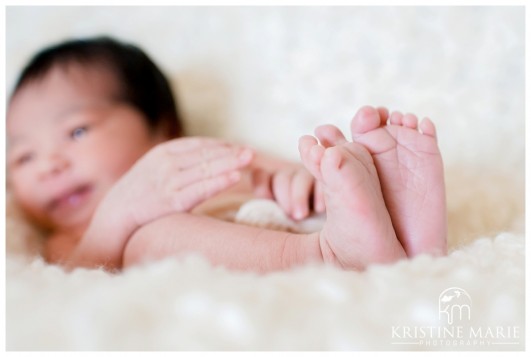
[11,36,183,138]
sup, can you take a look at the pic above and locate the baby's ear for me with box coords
[155,117,184,142]
[150,126,174,145]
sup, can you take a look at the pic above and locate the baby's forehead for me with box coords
[20,61,121,97]
[7,63,121,137]
[57,61,122,92]
[14,62,121,104]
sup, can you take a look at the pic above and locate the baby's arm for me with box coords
[122,212,323,273]
[65,138,253,270]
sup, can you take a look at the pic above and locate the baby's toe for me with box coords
[402,113,419,129]
[377,106,390,124]
[299,135,324,180]
[389,111,403,125]
[351,105,382,138]
[315,124,347,147]
[420,117,438,140]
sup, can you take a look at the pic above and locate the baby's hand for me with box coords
[102,137,254,230]
[252,164,325,220]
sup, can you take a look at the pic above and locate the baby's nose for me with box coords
[37,151,70,179]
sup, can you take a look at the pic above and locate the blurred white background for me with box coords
[6,6,524,175]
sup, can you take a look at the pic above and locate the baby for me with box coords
[7,36,447,273]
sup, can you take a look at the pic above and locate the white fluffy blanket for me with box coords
[5,7,525,351]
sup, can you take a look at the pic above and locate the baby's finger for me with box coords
[291,171,313,220]
[252,169,273,199]
[162,137,236,154]
[171,144,247,171]
[173,149,253,189]
[272,171,293,216]
[171,171,242,211]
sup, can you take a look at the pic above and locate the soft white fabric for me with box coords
[5,7,524,351]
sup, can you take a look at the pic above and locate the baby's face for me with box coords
[7,64,160,235]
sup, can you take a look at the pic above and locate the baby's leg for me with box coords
[122,212,323,272]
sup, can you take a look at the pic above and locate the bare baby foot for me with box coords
[348,106,447,257]
[299,136,406,270]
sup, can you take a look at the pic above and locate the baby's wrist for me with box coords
[79,193,140,266]
[96,193,139,236]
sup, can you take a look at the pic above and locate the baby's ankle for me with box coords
[280,232,325,269]
[316,231,344,267]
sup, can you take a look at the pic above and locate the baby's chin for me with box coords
[25,214,88,238]
[52,211,94,237]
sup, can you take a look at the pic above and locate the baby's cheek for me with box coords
[98,148,144,178]
[10,178,33,206]
[11,193,48,229]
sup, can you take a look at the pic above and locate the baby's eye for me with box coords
[15,153,34,167]
[70,126,88,140]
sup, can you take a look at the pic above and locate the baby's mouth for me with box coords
[48,184,93,213]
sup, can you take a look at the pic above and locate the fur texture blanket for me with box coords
[5,7,525,351]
